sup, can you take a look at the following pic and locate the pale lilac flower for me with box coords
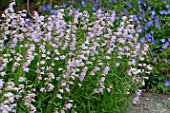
[0,72,6,76]
[65,103,72,110]
[18,77,26,82]
[0,79,4,89]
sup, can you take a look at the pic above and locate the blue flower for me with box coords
[148,6,152,10]
[50,9,55,15]
[151,10,156,15]
[123,8,128,15]
[143,2,147,6]
[139,38,145,43]
[92,6,96,11]
[81,0,85,7]
[94,3,99,7]
[155,17,161,29]
[159,48,163,52]
[165,79,170,86]
[162,42,169,49]
[71,6,75,10]
[42,4,47,11]
[25,17,31,26]
[63,3,67,8]
[150,50,154,57]
[138,0,142,4]
[127,2,133,8]
[113,0,117,3]
[166,4,170,8]
[154,57,157,62]
[168,38,170,42]
[164,58,168,63]
[159,10,166,14]
[78,7,80,11]
[145,33,151,42]
[160,39,166,43]
[47,4,50,9]
[151,36,156,45]
[137,28,142,33]
[138,14,143,20]
[151,30,154,34]
[87,0,93,2]
[147,20,153,27]
[144,18,147,22]
[138,5,143,11]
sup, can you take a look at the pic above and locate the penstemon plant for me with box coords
[0,1,152,113]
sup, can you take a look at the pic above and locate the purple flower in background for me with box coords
[151,36,156,45]
[166,4,170,8]
[138,5,143,11]
[47,4,50,9]
[92,6,96,11]
[151,30,154,34]
[159,48,163,52]
[168,38,170,42]
[155,17,161,29]
[154,57,157,62]
[139,38,145,43]
[150,50,154,57]
[148,6,152,10]
[162,42,169,49]
[63,3,67,8]
[78,7,80,11]
[87,0,93,2]
[137,28,142,33]
[143,18,147,22]
[160,39,166,43]
[42,4,47,11]
[127,2,133,8]
[145,33,151,42]
[138,0,142,4]
[159,10,166,14]
[164,58,168,63]
[138,14,143,20]
[50,9,55,15]
[143,2,147,7]
[165,79,170,86]
[81,0,85,7]
[147,20,153,27]
[151,10,156,15]
[123,8,128,15]
[151,15,155,19]
[25,17,31,26]
[94,3,99,7]
[113,0,117,3]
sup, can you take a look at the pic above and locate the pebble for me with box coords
[146,97,150,101]
[168,97,170,100]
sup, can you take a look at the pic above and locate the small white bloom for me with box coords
[147,65,152,70]
[40,60,45,65]
[56,94,62,99]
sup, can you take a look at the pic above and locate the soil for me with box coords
[127,92,170,113]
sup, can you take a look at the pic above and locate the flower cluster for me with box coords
[0,1,153,112]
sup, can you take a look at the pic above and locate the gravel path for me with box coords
[127,92,170,113]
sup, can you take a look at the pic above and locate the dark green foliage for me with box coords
[0,0,10,10]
